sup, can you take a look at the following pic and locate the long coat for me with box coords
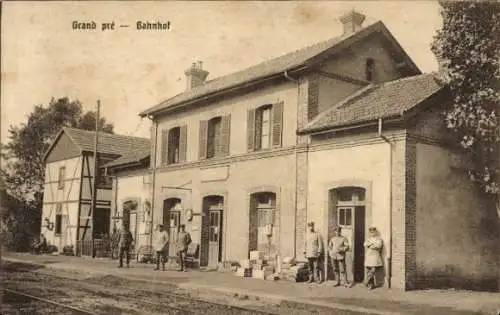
[364,236,384,267]
[303,231,324,259]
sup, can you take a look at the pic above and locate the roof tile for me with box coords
[300,73,443,133]
[63,127,150,156]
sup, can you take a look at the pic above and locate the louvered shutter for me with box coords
[199,120,208,159]
[247,109,255,152]
[272,101,284,147]
[160,129,168,165]
[248,196,258,253]
[179,125,187,162]
[220,115,231,156]
[255,109,263,150]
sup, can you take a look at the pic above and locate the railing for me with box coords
[76,239,135,259]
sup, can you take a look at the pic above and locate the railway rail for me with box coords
[3,288,98,315]
[4,264,280,315]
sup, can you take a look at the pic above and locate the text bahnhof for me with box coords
[72,21,171,30]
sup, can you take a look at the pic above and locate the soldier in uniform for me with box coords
[302,222,324,283]
[364,227,384,289]
[328,227,351,287]
[176,224,191,272]
[118,226,133,268]
[153,224,169,271]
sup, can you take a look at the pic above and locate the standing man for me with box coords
[328,227,350,287]
[176,224,191,272]
[302,222,324,284]
[118,226,133,268]
[363,227,384,290]
[153,224,169,271]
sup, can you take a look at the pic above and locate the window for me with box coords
[199,115,230,159]
[365,58,375,82]
[58,166,66,190]
[161,125,187,165]
[255,105,272,150]
[167,127,180,164]
[207,117,221,159]
[55,214,62,235]
[247,101,283,152]
[338,207,352,226]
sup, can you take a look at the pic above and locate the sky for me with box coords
[1,1,442,143]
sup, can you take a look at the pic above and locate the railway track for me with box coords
[3,264,280,315]
[2,288,98,315]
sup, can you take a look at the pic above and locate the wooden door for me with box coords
[208,210,222,267]
[130,212,137,248]
[59,215,68,250]
[337,206,366,283]
[337,206,354,282]
[167,211,180,258]
[353,206,366,283]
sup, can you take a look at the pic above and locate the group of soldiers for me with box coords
[113,223,192,271]
[114,220,383,289]
[303,222,384,289]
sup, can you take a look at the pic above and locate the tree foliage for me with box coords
[1,97,114,250]
[431,2,500,208]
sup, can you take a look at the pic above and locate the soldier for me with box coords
[328,227,350,287]
[118,226,133,268]
[153,224,169,271]
[176,224,191,272]
[364,227,384,290]
[302,222,324,284]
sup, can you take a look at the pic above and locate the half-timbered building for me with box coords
[41,127,150,256]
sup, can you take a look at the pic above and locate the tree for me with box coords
[431,2,500,217]
[1,97,115,250]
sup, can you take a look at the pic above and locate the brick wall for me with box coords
[404,138,417,289]
[390,137,408,290]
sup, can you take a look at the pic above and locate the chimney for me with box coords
[339,10,366,36]
[184,60,209,90]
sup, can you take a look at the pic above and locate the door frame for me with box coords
[200,195,225,267]
[163,198,182,259]
[323,181,372,283]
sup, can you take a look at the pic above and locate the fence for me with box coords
[76,239,136,260]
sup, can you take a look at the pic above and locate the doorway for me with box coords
[201,196,224,267]
[249,192,276,254]
[330,187,366,283]
[163,198,182,258]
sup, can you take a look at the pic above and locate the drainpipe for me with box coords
[148,116,159,247]
[378,118,392,289]
[283,70,299,260]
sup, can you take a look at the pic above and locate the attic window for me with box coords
[365,58,375,82]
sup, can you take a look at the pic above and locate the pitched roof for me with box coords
[103,148,150,169]
[299,73,444,134]
[43,127,150,161]
[63,127,150,155]
[139,21,421,117]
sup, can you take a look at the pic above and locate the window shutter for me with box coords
[255,109,263,150]
[247,108,255,152]
[179,125,188,162]
[160,129,168,165]
[220,115,231,156]
[272,101,284,147]
[199,120,208,159]
[249,197,258,253]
